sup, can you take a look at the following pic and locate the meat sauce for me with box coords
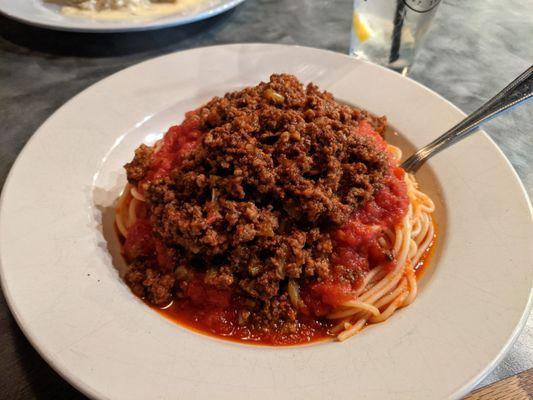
[122,111,435,346]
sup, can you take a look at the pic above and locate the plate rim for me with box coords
[0,0,247,33]
[0,43,532,400]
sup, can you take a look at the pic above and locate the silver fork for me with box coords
[401,66,533,173]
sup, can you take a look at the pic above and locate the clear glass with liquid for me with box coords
[349,0,441,75]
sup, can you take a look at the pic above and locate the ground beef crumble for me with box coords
[125,144,153,185]
[123,74,390,332]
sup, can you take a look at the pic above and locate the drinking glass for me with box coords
[349,0,441,75]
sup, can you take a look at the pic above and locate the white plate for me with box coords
[0,0,245,32]
[1,44,532,400]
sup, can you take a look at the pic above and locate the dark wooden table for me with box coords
[0,0,532,398]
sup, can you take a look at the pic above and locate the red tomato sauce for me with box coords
[144,112,202,183]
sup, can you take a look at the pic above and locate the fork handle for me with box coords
[401,65,533,173]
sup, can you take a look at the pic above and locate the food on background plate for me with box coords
[115,74,436,345]
[48,0,207,20]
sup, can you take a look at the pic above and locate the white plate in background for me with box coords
[0,0,245,32]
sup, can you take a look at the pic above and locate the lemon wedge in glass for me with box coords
[353,12,372,42]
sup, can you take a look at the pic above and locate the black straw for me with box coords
[389,0,406,64]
